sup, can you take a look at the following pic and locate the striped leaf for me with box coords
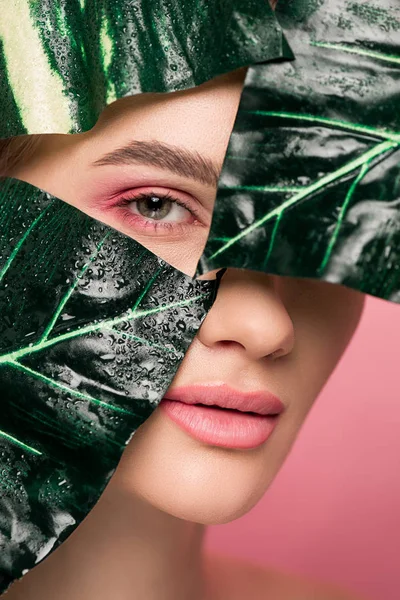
[0,0,291,135]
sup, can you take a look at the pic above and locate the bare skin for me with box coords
[3,68,366,600]
[204,554,365,600]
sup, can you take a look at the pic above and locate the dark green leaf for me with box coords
[198,0,400,303]
[0,177,215,592]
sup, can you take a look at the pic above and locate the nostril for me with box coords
[269,348,284,360]
[217,340,246,351]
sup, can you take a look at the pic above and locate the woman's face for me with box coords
[7,69,366,525]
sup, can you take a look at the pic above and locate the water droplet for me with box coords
[100,353,115,362]
[176,320,186,332]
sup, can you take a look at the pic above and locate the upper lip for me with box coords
[163,383,285,416]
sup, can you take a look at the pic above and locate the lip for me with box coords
[163,383,284,415]
[159,383,285,449]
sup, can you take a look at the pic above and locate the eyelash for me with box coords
[114,190,202,233]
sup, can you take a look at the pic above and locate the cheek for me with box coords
[313,287,365,360]
[111,407,285,524]
[290,285,365,410]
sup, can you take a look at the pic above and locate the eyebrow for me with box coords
[92,139,221,187]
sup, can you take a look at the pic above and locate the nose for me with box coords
[197,268,295,361]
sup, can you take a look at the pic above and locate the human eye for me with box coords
[102,186,204,235]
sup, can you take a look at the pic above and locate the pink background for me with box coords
[205,293,400,600]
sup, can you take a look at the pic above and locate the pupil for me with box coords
[137,196,172,220]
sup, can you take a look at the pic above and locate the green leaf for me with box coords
[0,177,215,591]
[197,0,400,303]
[0,0,292,135]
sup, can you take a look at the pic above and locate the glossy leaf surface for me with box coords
[198,0,400,303]
[0,0,292,136]
[0,178,215,593]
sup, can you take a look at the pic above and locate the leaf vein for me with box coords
[311,41,400,66]
[242,111,400,142]
[0,428,42,456]
[209,140,398,259]
[6,361,136,417]
[318,161,372,273]
[0,294,208,364]
[0,203,53,283]
[40,233,111,343]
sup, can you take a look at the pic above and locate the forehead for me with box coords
[73,70,247,168]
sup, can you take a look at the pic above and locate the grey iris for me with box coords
[137,196,172,220]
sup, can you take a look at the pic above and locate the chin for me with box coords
[113,407,281,525]
[135,471,269,526]
[158,497,258,526]
[146,465,269,525]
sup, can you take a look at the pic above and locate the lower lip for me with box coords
[159,399,280,449]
